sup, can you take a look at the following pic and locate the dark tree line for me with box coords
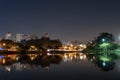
[0,36,62,52]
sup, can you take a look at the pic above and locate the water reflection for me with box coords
[0,53,87,71]
[86,53,118,71]
[62,53,86,62]
[0,52,119,72]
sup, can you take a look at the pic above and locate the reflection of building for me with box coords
[5,66,11,72]
[5,32,12,40]
[13,63,30,71]
[0,35,3,40]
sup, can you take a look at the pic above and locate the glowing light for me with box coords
[80,55,83,60]
[2,59,6,64]
[100,56,111,62]
[6,67,11,72]
[100,43,109,48]
[31,57,34,60]
[47,49,50,52]
[80,44,83,47]
[84,55,87,59]
[3,43,6,46]
[102,38,105,42]
[0,55,4,59]
[47,53,51,56]
[64,54,68,59]
[0,48,4,50]
[103,62,106,66]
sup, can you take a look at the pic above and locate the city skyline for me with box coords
[0,0,120,41]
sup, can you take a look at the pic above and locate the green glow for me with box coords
[100,56,111,62]
[100,43,110,48]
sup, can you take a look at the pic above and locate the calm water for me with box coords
[0,52,120,80]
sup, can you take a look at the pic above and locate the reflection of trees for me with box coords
[0,53,62,71]
[95,60,115,71]
[49,55,62,64]
[2,57,16,66]
[87,53,118,72]
[32,55,62,68]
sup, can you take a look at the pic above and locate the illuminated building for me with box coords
[16,33,24,42]
[5,32,12,40]
[16,33,31,42]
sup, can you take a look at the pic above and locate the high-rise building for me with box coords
[30,35,39,40]
[23,34,30,41]
[16,33,31,42]
[5,32,12,40]
[16,33,24,42]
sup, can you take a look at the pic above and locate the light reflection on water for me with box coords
[0,52,120,80]
[0,53,87,71]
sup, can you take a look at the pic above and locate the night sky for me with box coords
[0,0,120,41]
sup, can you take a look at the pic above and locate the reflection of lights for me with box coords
[100,56,111,62]
[80,55,83,60]
[2,59,6,64]
[64,54,68,59]
[31,57,34,60]
[93,56,95,60]
[44,66,50,71]
[74,55,77,58]
[6,66,11,72]
[103,62,106,66]
[47,53,51,56]
[84,55,87,59]
[16,57,19,61]
[90,59,93,62]
[70,57,73,60]
[63,53,87,62]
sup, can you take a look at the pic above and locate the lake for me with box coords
[0,52,120,80]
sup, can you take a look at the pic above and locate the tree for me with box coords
[95,32,115,44]
[0,39,15,50]
[83,32,118,54]
[49,39,62,49]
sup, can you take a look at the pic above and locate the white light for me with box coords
[6,67,11,72]
[80,55,83,60]
[47,49,50,52]
[47,53,50,56]
[102,38,105,42]
[103,62,106,66]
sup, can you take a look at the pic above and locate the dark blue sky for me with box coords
[0,0,120,41]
